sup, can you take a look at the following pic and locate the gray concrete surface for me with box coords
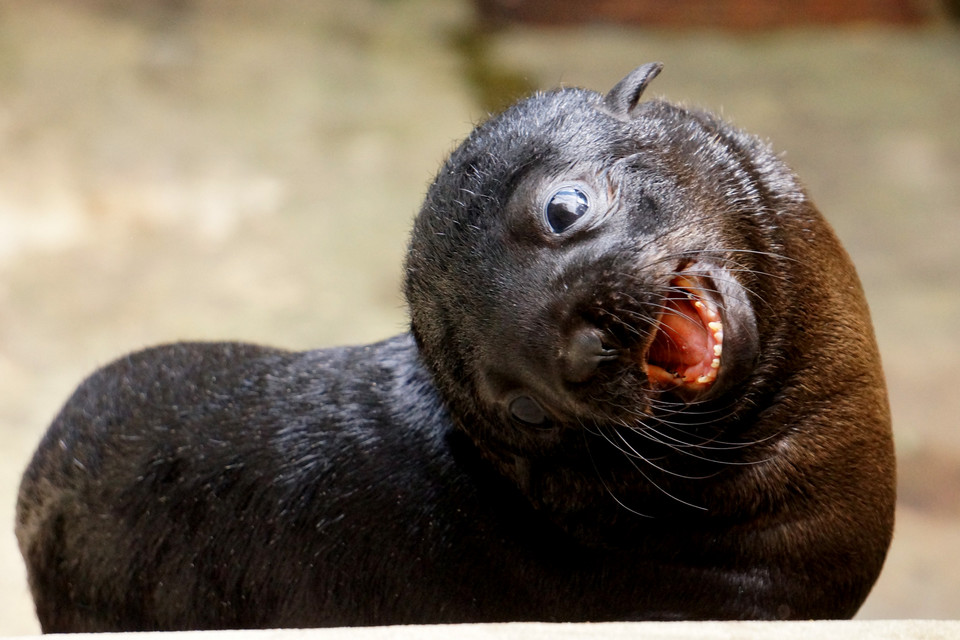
[1,0,958,634]
[11,621,960,640]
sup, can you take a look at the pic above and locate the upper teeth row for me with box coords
[694,296,724,385]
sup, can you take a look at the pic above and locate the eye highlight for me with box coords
[544,186,590,233]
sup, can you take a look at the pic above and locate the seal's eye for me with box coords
[509,396,547,425]
[545,187,589,233]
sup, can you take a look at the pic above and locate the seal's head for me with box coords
[404,63,890,537]
[407,62,768,439]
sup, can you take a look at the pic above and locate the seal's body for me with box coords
[16,64,895,631]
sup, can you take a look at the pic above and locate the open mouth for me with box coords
[643,275,724,393]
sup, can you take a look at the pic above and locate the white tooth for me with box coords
[713,344,723,356]
[714,330,724,342]
[708,321,722,332]
[694,301,705,310]
[696,374,713,384]
[711,358,721,369]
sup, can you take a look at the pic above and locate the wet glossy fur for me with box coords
[16,64,895,631]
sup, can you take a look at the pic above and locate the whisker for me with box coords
[582,426,655,519]
[591,425,709,511]
[607,424,720,481]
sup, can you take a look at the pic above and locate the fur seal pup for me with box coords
[16,63,895,631]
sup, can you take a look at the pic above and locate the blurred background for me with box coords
[1,0,958,633]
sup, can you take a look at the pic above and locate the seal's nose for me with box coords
[561,326,617,383]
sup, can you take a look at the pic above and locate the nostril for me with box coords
[562,326,617,383]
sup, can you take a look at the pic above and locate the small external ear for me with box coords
[603,62,664,119]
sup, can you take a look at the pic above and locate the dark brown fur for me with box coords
[16,64,895,631]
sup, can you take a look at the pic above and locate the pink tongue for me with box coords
[647,296,709,372]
